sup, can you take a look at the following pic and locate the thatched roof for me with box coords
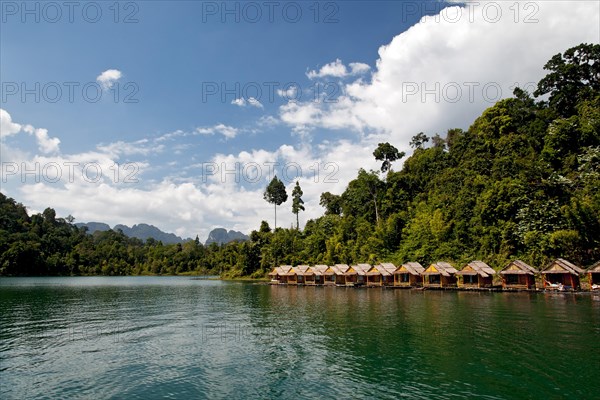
[310,265,329,276]
[269,265,292,276]
[294,265,311,276]
[334,264,350,274]
[422,262,457,277]
[541,258,585,275]
[394,262,425,276]
[367,264,393,276]
[345,264,371,276]
[456,261,496,278]
[380,263,398,273]
[588,261,600,273]
[499,260,538,275]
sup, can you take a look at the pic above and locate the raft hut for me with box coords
[309,265,328,285]
[499,260,537,290]
[393,262,424,287]
[588,261,600,290]
[380,263,397,286]
[345,264,370,286]
[334,264,350,285]
[422,262,458,288]
[541,258,585,291]
[456,261,496,289]
[323,265,338,285]
[268,265,292,284]
[366,264,395,287]
[294,265,311,285]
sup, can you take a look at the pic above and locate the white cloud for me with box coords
[0,108,22,138]
[96,69,122,89]
[231,98,246,107]
[195,124,239,139]
[307,58,371,79]
[247,97,264,109]
[1,111,61,154]
[285,1,600,154]
[277,86,299,99]
[349,62,371,75]
[231,97,264,108]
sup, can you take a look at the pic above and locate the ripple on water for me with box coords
[1,278,599,399]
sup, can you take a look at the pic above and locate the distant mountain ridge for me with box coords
[75,223,248,246]
[76,222,185,244]
[205,228,249,245]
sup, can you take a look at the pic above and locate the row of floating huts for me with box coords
[268,259,600,291]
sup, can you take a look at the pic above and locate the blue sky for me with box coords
[1,1,599,240]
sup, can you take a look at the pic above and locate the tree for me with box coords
[263,176,288,230]
[534,43,600,117]
[373,142,405,173]
[410,132,429,149]
[291,181,305,230]
[320,192,342,215]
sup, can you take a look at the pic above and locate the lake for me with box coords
[1,277,599,399]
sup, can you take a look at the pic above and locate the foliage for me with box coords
[263,175,288,230]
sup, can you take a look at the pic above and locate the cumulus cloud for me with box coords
[1,110,61,154]
[231,97,264,108]
[22,125,61,154]
[196,124,239,139]
[0,108,22,138]
[307,59,371,79]
[277,86,299,99]
[287,1,600,154]
[96,69,122,89]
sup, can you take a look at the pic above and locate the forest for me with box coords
[1,43,598,277]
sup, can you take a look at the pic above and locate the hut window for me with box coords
[506,275,519,285]
[401,274,409,282]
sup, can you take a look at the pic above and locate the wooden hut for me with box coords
[541,258,585,291]
[456,261,496,289]
[334,264,350,285]
[499,260,537,290]
[323,265,337,286]
[366,264,394,287]
[344,264,369,286]
[588,261,600,290]
[422,262,458,288]
[354,264,371,286]
[268,265,292,284]
[294,265,310,285]
[311,265,328,285]
[393,262,424,287]
[380,263,397,286]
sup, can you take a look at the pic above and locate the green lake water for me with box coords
[1,277,599,399]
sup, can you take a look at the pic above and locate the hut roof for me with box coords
[422,262,457,277]
[541,258,585,275]
[334,264,350,274]
[394,262,425,276]
[367,264,393,276]
[588,261,600,273]
[311,265,329,276]
[499,260,538,275]
[456,261,496,278]
[346,264,371,276]
[380,263,398,273]
[269,265,292,276]
[323,266,337,276]
[294,265,311,276]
